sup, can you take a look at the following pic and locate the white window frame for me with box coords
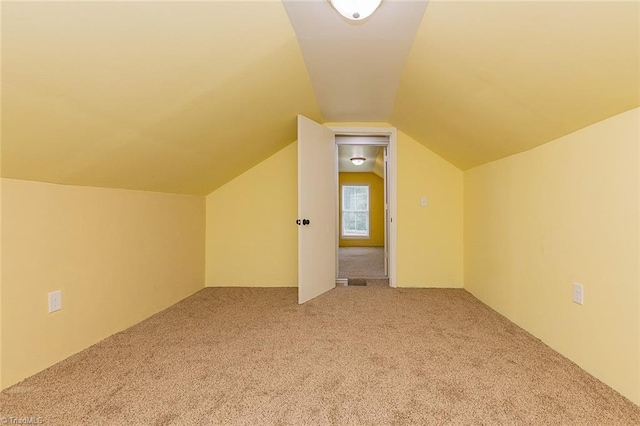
[341,184,370,238]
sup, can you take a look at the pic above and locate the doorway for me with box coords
[297,115,338,304]
[333,133,394,287]
[297,118,398,304]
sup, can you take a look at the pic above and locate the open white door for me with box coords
[297,115,336,304]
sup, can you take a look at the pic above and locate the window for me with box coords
[342,185,369,237]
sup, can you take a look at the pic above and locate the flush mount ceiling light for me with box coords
[329,0,382,21]
[350,157,366,166]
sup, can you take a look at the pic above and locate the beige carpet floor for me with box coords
[2,287,639,425]
[338,247,386,278]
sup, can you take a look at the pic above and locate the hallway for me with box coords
[338,247,385,279]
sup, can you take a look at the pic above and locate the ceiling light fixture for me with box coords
[350,157,366,166]
[329,0,382,21]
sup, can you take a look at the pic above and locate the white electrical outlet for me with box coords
[48,290,62,313]
[572,283,584,305]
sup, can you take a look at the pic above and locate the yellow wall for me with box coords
[396,131,464,288]
[339,172,384,247]
[206,142,298,287]
[464,108,639,404]
[1,179,205,389]
[205,127,464,289]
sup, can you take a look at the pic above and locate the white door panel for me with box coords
[298,115,336,304]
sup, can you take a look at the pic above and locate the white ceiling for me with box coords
[282,0,429,122]
[338,145,382,173]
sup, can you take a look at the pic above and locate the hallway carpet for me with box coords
[338,246,385,278]
[2,287,639,425]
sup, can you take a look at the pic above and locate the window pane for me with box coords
[343,212,356,234]
[342,185,369,212]
[355,212,368,233]
[343,187,354,210]
[355,189,368,210]
[342,185,370,237]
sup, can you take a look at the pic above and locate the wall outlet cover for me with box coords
[48,290,62,313]
[572,283,584,305]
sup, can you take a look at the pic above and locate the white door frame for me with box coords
[329,126,398,288]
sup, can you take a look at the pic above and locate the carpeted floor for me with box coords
[338,246,386,278]
[2,287,639,425]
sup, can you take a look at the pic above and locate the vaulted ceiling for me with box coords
[2,1,322,195]
[392,0,639,169]
[2,0,638,195]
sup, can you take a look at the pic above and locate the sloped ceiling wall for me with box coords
[392,0,639,169]
[2,1,322,195]
[2,0,638,194]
